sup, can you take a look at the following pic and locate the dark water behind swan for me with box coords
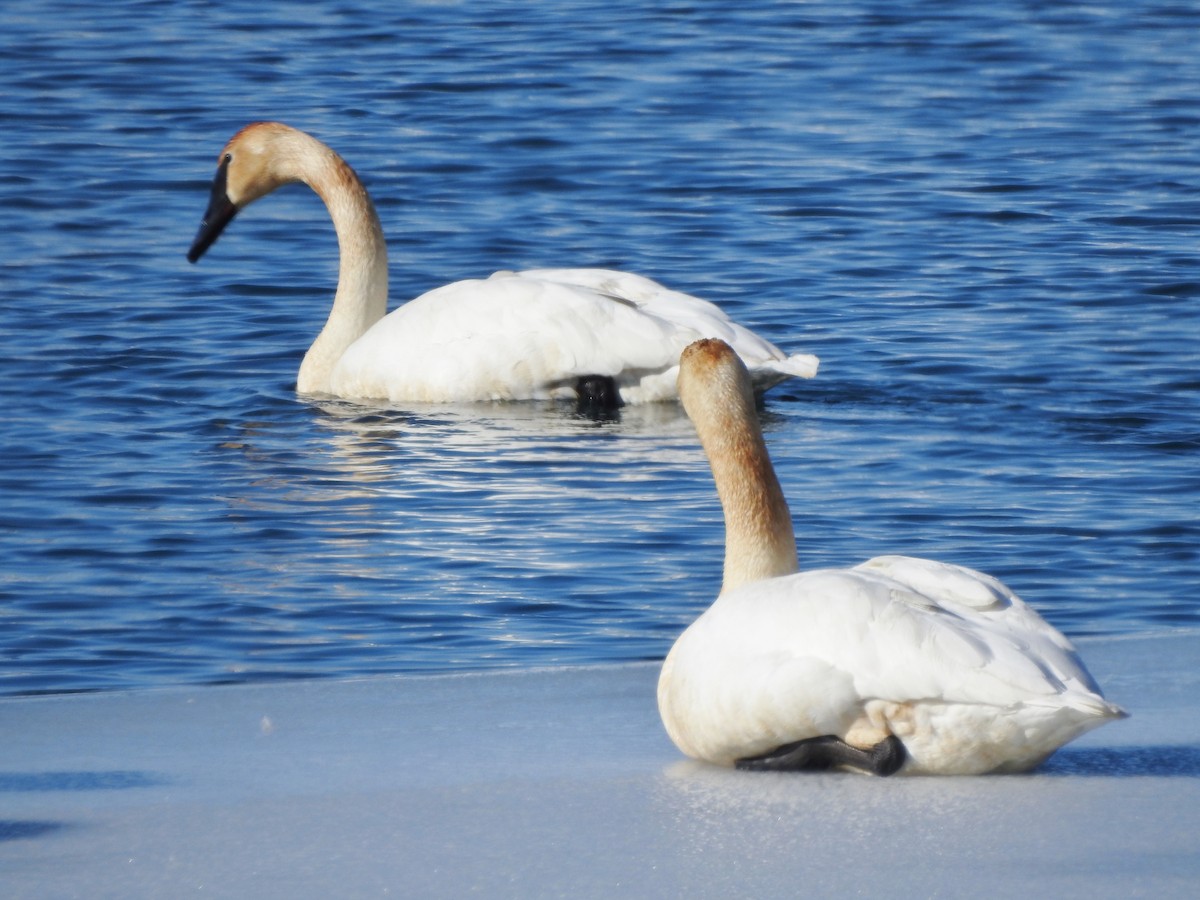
[0,0,1197,694]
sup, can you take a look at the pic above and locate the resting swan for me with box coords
[658,338,1126,775]
[186,122,818,407]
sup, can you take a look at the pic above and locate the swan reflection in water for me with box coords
[303,396,702,486]
[204,393,721,674]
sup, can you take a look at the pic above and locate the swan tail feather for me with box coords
[760,353,820,380]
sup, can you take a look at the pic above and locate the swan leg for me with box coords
[574,375,623,417]
[735,734,906,776]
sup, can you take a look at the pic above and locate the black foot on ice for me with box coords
[735,734,906,776]
[575,374,623,418]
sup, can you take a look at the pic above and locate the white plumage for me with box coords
[658,339,1126,775]
[187,123,817,405]
[332,267,817,404]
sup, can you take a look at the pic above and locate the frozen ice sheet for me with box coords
[1,633,1197,898]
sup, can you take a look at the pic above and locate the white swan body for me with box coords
[658,339,1126,775]
[332,267,817,404]
[187,123,818,405]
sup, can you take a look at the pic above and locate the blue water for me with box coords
[1,0,1197,695]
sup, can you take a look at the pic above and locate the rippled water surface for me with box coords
[1,0,1197,694]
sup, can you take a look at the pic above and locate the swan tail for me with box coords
[1087,698,1130,720]
[763,352,820,380]
[1048,691,1128,723]
[746,352,820,392]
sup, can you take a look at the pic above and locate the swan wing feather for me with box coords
[522,269,820,383]
[331,269,817,402]
[330,272,673,401]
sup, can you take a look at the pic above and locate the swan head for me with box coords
[678,338,757,424]
[186,122,304,263]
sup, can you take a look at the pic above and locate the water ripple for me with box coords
[1,0,1197,694]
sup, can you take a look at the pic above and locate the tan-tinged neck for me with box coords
[678,340,799,593]
[281,132,389,394]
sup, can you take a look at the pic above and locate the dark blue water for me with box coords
[1,0,1197,695]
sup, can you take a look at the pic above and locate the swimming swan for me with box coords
[658,338,1126,775]
[186,122,819,407]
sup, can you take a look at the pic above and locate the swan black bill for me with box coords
[186,157,238,263]
[735,734,907,776]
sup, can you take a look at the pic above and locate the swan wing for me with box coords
[330,269,817,403]
[522,269,820,386]
[708,569,1087,708]
[852,555,1109,700]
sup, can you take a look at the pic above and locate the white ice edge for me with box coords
[1,633,1197,899]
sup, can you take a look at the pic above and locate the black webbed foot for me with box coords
[735,734,906,776]
[575,374,623,419]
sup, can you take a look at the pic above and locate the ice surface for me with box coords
[1,634,1197,898]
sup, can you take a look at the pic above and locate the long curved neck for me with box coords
[680,343,799,594]
[294,138,389,394]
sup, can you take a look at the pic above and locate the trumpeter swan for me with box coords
[658,338,1126,775]
[186,122,818,409]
